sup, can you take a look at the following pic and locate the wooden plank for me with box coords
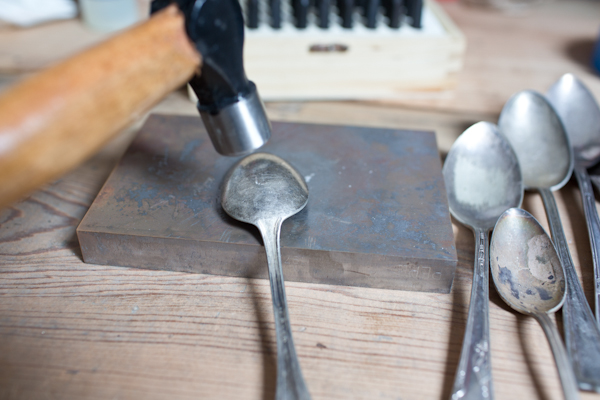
[1,97,599,399]
[388,0,600,113]
[0,0,151,72]
[0,20,107,72]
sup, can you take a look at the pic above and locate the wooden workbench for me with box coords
[1,1,600,399]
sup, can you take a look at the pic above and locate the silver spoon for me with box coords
[443,121,523,400]
[491,208,579,400]
[547,73,600,325]
[222,152,311,400]
[498,90,600,392]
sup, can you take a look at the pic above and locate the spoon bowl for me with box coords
[222,152,309,225]
[498,90,573,190]
[490,208,579,399]
[443,121,523,229]
[547,73,600,167]
[222,152,311,400]
[490,208,565,315]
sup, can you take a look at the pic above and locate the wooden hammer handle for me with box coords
[0,5,201,209]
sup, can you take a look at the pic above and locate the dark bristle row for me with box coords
[244,0,424,30]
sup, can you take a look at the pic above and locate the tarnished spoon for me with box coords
[491,208,579,400]
[499,91,600,392]
[547,73,600,325]
[222,153,311,400]
[443,121,523,400]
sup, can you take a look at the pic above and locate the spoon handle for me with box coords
[258,218,311,400]
[539,188,600,392]
[573,165,600,324]
[533,313,580,400]
[450,228,494,400]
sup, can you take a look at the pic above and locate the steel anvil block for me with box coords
[77,114,457,292]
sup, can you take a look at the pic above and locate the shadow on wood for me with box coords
[440,217,472,400]
[247,277,277,400]
[559,179,596,303]
[564,38,596,73]
[516,316,552,400]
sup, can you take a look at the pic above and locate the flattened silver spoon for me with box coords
[499,90,600,392]
[491,208,579,400]
[443,121,523,400]
[547,73,600,325]
[222,153,311,400]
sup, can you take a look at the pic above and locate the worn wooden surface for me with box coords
[2,0,600,398]
[388,0,600,114]
[0,91,599,399]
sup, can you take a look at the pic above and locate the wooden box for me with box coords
[241,0,466,100]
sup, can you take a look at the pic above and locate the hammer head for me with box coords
[152,0,271,156]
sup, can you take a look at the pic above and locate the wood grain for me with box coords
[0,4,200,210]
[1,96,599,399]
[1,0,600,395]
[389,0,600,114]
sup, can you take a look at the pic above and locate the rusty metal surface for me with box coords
[77,114,457,292]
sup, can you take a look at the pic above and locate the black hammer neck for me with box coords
[151,0,271,156]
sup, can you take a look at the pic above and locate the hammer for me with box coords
[0,0,271,210]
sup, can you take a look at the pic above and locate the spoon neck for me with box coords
[474,226,489,238]
[257,219,285,293]
[451,227,493,399]
[473,228,491,271]
[573,165,600,324]
[472,227,491,296]
[538,188,577,279]
[256,217,283,234]
[257,218,311,399]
